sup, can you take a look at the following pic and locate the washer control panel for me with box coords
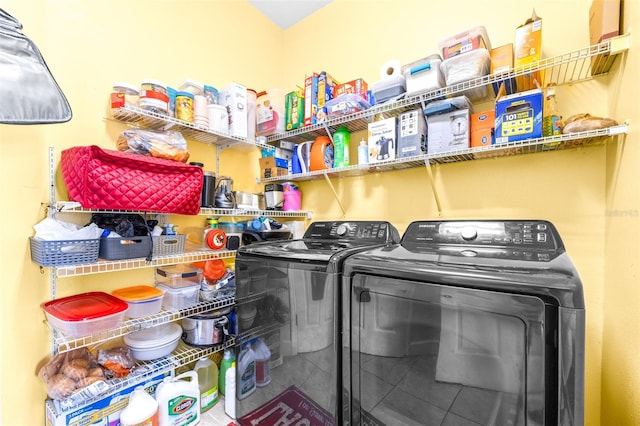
[402,220,561,251]
[303,221,400,243]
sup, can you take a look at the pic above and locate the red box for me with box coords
[471,110,495,147]
[334,79,368,101]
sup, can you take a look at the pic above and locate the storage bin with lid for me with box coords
[42,292,128,337]
[402,55,445,97]
[155,264,203,288]
[112,285,164,318]
[438,25,491,59]
[111,82,139,112]
[124,322,182,360]
[440,48,491,100]
[156,282,200,310]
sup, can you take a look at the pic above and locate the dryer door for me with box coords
[347,274,548,426]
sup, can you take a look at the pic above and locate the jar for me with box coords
[111,82,139,112]
[140,79,169,115]
[175,91,194,123]
[208,104,229,133]
[204,85,219,105]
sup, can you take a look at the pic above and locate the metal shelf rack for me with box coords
[261,34,630,146]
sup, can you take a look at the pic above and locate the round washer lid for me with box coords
[124,322,182,349]
[112,285,163,302]
[42,292,128,322]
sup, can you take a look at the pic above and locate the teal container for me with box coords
[333,126,351,167]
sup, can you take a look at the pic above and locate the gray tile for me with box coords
[448,386,502,426]
[357,369,395,412]
[270,353,317,388]
[370,386,447,426]
[441,412,484,426]
[397,363,462,411]
[299,364,338,415]
[362,355,412,386]
[302,343,335,374]
[235,380,288,418]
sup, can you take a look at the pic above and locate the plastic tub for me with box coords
[402,55,445,97]
[325,94,371,119]
[155,264,203,289]
[156,282,200,310]
[42,292,128,337]
[112,285,164,318]
[140,79,169,115]
[438,25,491,59]
[124,322,182,360]
[440,48,491,100]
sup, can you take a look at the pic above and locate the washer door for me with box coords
[347,274,547,426]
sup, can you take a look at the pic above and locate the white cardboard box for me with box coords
[368,117,397,163]
[46,369,172,426]
[219,82,248,139]
[426,109,471,154]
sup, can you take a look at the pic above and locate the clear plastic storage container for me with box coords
[42,292,128,337]
[155,264,203,288]
[112,285,164,318]
[156,282,200,310]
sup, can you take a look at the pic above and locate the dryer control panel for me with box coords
[303,221,400,243]
[402,220,563,252]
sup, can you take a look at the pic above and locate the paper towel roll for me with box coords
[380,59,401,79]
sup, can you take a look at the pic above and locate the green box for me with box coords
[286,89,305,131]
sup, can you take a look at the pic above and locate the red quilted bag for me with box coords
[61,145,203,215]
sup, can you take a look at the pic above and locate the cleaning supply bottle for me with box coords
[358,139,369,165]
[224,361,237,419]
[119,386,159,426]
[253,337,272,387]
[237,342,257,400]
[543,83,562,137]
[219,349,235,396]
[309,135,334,171]
[156,371,200,426]
[193,356,219,413]
[332,126,351,167]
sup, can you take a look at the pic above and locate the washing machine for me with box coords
[233,220,400,424]
[342,220,584,426]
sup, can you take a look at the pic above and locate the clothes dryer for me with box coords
[342,220,584,426]
[233,220,400,424]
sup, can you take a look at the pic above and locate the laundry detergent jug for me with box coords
[309,136,334,171]
[156,371,200,426]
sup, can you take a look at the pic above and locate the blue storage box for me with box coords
[495,89,543,144]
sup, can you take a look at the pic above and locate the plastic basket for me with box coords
[152,234,186,256]
[99,236,152,260]
[30,237,100,267]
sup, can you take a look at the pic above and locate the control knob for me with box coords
[460,226,478,241]
[336,224,349,237]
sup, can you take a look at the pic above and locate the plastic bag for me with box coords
[33,218,103,241]
[116,129,190,162]
[562,113,618,134]
[97,346,134,378]
[38,348,107,402]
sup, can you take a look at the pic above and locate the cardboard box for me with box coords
[259,156,289,169]
[335,79,368,101]
[514,11,543,91]
[589,0,621,74]
[368,117,396,163]
[471,110,495,147]
[304,73,319,126]
[490,44,517,95]
[397,109,427,158]
[317,71,340,122]
[426,109,471,154]
[261,147,293,162]
[285,89,305,130]
[261,167,289,179]
[46,369,171,426]
[219,82,248,138]
[495,89,543,144]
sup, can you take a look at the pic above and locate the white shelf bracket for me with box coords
[423,157,442,216]
[323,172,346,217]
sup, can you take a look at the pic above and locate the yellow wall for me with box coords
[0,0,637,425]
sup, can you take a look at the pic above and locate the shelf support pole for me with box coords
[323,173,346,217]
[423,157,442,215]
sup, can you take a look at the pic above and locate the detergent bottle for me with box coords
[224,361,237,419]
[309,135,334,171]
[237,342,257,400]
[119,386,159,426]
[332,126,351,167]
[156,371,200,426]
[253,337,272,387]
[219,348,235,396]
[193,356,219,413]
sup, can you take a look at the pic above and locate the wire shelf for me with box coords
[45,337,236,416]
[51,297,235,353]
[53,201,311,219]
[262,34,630,145]
[259,125,627,183]
[52,249,235,278]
